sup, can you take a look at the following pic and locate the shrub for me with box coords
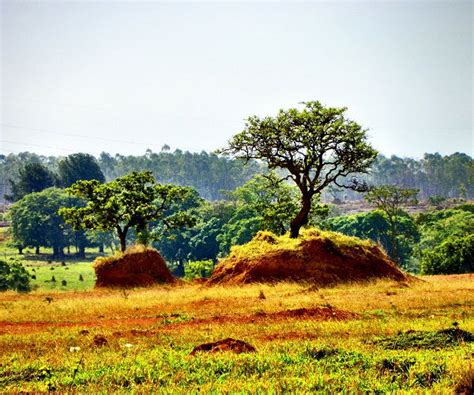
[421,234,474,274]
[0,260,31,292]
[184,260,214,280]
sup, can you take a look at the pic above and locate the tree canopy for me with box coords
[60,171,199,252]
[9,188,78,257]
[58,153,105,187]
[220,101,377,237]
[6,162,56,202]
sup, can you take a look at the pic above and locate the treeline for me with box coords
[0,150,264,203]
[1,150,473,204]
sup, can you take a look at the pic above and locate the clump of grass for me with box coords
[373,327,474,349]
[94,244,153,268]
[227,228,375,261]
[455,367,474,394]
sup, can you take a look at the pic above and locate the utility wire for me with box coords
[1,123,164,147]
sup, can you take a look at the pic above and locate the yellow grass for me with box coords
[1,274,473,392]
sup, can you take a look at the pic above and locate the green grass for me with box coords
[25,262,96,291]
[0,227,101,291]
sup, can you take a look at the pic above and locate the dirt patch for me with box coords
[94,246,175,288]
[209,229,408,286]
[190,338,256,355]
[267,307,359,320]
[259,331,320,342]
[92,335,108,347]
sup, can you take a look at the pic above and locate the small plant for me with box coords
[51,275,56,282]
[50,267,55,271]
[61,262,66,266]
[0,260,31,292]
[258,290,266,300]
[79,274,84,281]
[61,279,67,286]
[455,367,474,394]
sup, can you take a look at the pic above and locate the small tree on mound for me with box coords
[219,101,377,238]
[60,171,200,252]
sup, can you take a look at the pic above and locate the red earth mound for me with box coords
[208,230,408,286]
[94,246,175,288]
[190,338,256,355]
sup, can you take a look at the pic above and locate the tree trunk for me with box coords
[53,246,65,259]
[35,246,40,254]
[99,244,104,254]
[77,245,85,259]
[117,227,127,252]
[18,246,23,255]
[388,219,399,264]
[290,194,312,238]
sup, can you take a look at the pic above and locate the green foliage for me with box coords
[0,260,31,292]
[421,234,474,274]
[323,210,419,267]
[6,162,56,202]
[57,153,105,187]
[416,205,474,274]
[184,260,214,279]
[9,188,82,257]
[373,328,474,349]
[220,101,377,237]
[364,185,418,264]
[61,171,200,252]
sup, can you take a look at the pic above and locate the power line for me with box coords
[0,123,165,147]
[0,139,78,153]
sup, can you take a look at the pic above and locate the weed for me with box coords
[373,328,474,349]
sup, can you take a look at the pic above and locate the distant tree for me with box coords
[60,171,198,252]
[58,153,105,187]
[421,234,474,274]
[324,210,420,267]
[6,162,56,202]
[9,188,76,258]
[219,101,377,238]
[365,185,418,263]
[228,173,299,235]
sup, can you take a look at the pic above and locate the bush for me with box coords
[0,260,31,292]
[421,234,474,274]
[184,260,214,280]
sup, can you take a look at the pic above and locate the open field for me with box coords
[1,275,473,393]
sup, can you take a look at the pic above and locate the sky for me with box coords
[1,1,472,158]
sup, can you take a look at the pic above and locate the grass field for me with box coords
[1,274,473,393]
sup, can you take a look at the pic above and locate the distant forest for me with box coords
[1,150,472,203]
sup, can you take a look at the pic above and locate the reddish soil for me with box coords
[190,338,256,355]
[94,248,175,288]
[209,236,408,286]
[0,306,359,335]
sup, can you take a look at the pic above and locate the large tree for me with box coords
[60,171,199,252]
[220,101,378,237]
[6,162,56,202]
[9,188,77,257]
[58,153,105,187]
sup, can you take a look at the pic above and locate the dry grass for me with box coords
[0,274,473,392]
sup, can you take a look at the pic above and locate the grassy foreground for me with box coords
[1,275,473,393]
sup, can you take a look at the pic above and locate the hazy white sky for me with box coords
[1,1,472,158]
